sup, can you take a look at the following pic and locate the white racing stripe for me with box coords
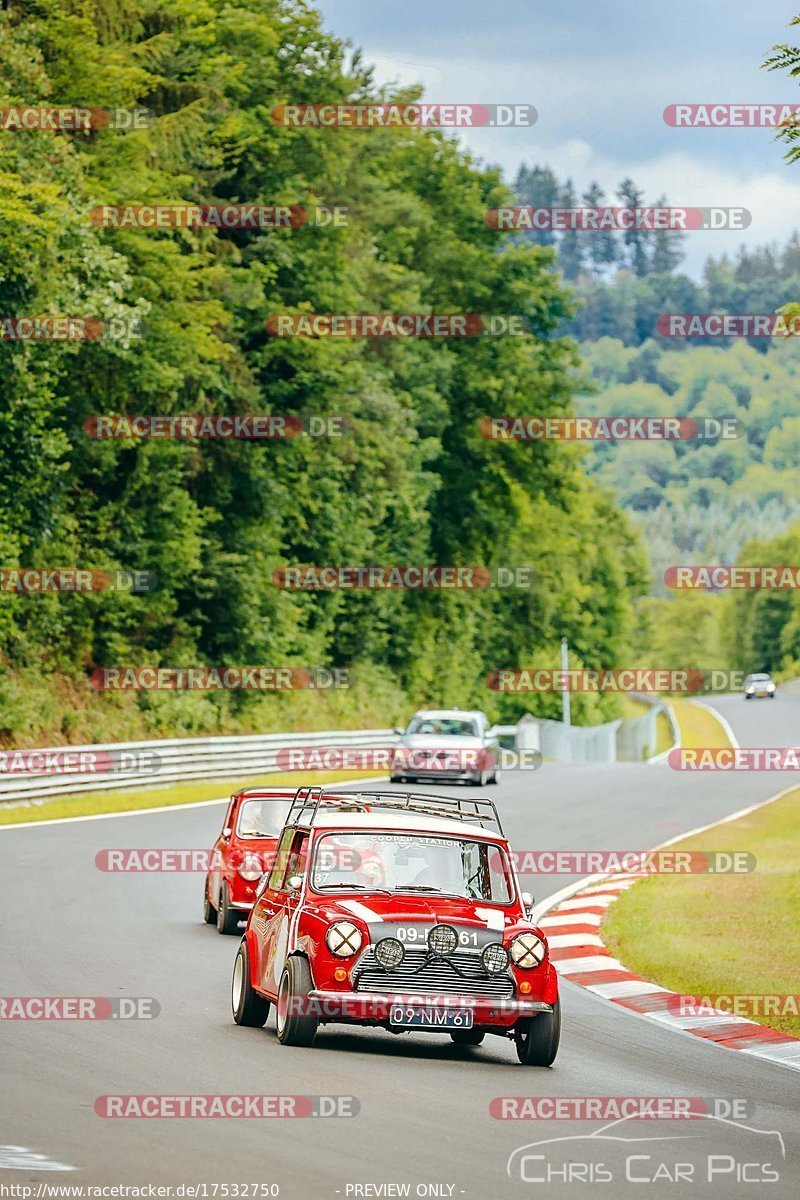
[338,899,385,924]
[474,907,504,931]
[0,1146,76,1171]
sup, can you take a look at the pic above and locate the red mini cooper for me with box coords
[204,788,294,934]
[230,787,560,1065]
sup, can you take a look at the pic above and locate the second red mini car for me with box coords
[204,788,294,934]
[230,786,560,1064]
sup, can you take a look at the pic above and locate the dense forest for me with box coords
[511,166,800,628]
[0,0,649,744]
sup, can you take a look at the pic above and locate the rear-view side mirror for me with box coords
[393,727,405,737]
[287,874,303,891]
[522,890,535,915]
[222,827,232,838]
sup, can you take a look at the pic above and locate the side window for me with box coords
[267,827,295,891]
[222,795,238,834]
[283,831,309,891]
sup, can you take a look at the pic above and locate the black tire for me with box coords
[275,956,319,1047]
[216,880,240,935]
[744,693,751,700]
[390,775,405,784]
[231,940,270,1027]
[450,1028,486,1046]
[514,999,561,1066]
[203,876,216,924]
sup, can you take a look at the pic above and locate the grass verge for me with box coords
[603,786,800,1037]
[670,697,732,750]
[0,770,384,826]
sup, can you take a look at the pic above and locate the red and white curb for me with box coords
[537,874,800,1073]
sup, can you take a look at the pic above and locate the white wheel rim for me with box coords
[232,952,244,1013]
[277,974,289,1033]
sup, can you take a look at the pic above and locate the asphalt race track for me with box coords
[2,692,799,1197]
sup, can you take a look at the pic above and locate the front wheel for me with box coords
[275,956,319,1047]
[450,1028,485,1046]
[232,940,270,1027]
[216,880,239,935]
[515,999,560,1066]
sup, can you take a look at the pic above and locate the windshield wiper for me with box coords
[396,885,443,892]
[317,883,396,896]
[393,885,464,897]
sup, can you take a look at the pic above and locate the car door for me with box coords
[210,794,239,905]
[253,827,309,996]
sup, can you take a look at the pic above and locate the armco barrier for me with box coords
[0,701,681,805]
[515,695,678,765]
[0,729,397,805]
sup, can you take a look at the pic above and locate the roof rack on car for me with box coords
[285,786,504,835]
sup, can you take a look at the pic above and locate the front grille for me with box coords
[352,946,515,999]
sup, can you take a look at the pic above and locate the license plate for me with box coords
[389,1004,473,1029]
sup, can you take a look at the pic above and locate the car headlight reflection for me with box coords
[510,932,546,969]
[325,921,363,958]
[237,855,264,882]
[374,937,404,970]
[427,924,458,957]
[481,942,510,976]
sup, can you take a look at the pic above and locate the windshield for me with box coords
[311,832,513,903]
[236,798,290,839]
[407,717,479,737]
[746,674,771,684]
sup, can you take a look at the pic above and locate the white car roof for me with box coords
[410,709,487,720]
[310,811,503,840]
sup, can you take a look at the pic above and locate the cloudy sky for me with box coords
[315,0,800,275]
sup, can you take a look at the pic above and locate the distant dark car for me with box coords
[743,673,776,699]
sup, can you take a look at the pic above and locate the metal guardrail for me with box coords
[0,697,686,807]
[0,729,397,805]
[514,695,678,765]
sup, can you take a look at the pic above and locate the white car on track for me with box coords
[390,708,501,786]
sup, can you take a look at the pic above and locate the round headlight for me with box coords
[238,855,264,882]
[481,942,510,976]
[510,932,545,969]
[325,921,363,958]
[374,937,404,970]
[428,924,458,957]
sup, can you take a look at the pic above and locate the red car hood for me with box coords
[318,892,518,930]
